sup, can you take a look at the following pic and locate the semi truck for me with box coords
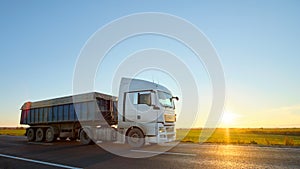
[20,78,178,147]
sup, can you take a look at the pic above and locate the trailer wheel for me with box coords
[27,128,35,141]
[127,128,145,148]
[45,128,55,142]
[36,128,45,142]
[79,129,93,145]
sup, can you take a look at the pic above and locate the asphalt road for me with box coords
[0,135,300,169]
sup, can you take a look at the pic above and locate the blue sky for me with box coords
[1,1,300,127]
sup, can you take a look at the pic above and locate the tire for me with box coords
[45,127,55,142]
[27,128,35,142]
[127,128,145,148]
[36,128,45,142]
[80,129,93,145]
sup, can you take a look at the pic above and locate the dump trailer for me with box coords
[20,78,177,147]
[20,92,117,142]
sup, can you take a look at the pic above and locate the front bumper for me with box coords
[147,125,176,144]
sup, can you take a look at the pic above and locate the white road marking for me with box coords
[0,153,82,169]
[130,150,196,156]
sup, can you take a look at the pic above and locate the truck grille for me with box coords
[167,134,176,141]
[166,126,174,133]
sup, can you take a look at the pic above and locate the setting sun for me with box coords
[221,112,238,125]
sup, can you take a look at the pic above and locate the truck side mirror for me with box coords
[172,96,179,101]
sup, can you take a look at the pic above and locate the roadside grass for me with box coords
[1,127,300,147]
[177,128,300,146]
[0,128,26,136]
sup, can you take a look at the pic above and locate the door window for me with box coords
[138,92,151,106]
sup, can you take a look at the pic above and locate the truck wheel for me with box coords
[36,128,45,142]
[27,128,35,141]
[80,129,93,145]
[127,128,145,148]
[45,128,55,142]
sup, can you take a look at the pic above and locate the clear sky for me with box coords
[1,0,300,128]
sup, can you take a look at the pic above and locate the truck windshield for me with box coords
[158,91,174,109]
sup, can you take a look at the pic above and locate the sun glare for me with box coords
[221,112,237,125]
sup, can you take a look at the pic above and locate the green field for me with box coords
[0,128,26,136]
[177,128,300,146]
[1,128,300,146]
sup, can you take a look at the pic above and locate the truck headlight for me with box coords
[159,127,166,133]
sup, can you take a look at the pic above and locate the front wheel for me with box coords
[79,129,93,145]
[127,128,145,148]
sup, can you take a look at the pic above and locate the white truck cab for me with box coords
[117,78,178,147]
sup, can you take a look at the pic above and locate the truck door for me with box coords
[136,91,158,123]
[124,91,159,123]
